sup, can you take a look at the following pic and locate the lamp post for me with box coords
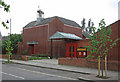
[6,18,11,39]
[6,18,11,63]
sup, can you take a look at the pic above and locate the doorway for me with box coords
[66,43,77,58]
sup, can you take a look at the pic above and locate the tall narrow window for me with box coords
[73,46,74,52]
[69,46,71,52]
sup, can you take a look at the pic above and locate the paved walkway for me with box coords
[0,58,119,81]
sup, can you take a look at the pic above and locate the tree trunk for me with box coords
[101,56,104,77]
[105,55,107,79]
[98,55,100,77]
[8,51,10,63]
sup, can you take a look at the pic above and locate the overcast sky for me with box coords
[0,0,119,36]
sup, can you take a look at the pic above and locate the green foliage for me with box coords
[86,55,95,59]
[32,54,35,57]
[86,55,91,59]
[2,22,8,29]
[28,56,49,60]
[0,0,10,29]
[2,34,22,51]
[96,56,100,60]
[85,19,120,59]
[0,0,10,12]
[3,38,13,53]
[3,37,13,61]
[5,61,12,63]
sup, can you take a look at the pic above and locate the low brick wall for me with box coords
[0,54,28,61]
[58,58,120,71]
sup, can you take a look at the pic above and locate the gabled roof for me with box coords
[24,16,80,28]
[49,31,82,40]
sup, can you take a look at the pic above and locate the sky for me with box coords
[0,0,119,36]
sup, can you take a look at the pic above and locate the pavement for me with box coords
[0,58,119,81]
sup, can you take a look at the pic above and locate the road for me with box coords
[1,63,86,81]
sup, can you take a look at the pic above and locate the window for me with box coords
[72,46,74,52]
[69,46,71,52]
[69,54,71,57]
[72,54,74,57]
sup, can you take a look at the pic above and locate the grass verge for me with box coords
[5,61,13,63]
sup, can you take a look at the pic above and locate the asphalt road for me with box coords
[1,63,86,81]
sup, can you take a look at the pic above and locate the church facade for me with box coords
[18,9,120,61]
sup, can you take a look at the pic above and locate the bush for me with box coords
[28,56,49,60]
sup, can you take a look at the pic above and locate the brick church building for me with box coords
[18,9,120,61]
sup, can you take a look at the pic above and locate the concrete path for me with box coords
[0,58,119,81]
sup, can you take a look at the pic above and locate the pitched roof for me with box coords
[24,16,80,28]
[49,31,82,40]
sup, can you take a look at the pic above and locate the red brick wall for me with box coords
[22,24,49,55]
[107,20,119,61]
[0,54,28,61]
[18,17,82,57]
[18,17,119,61]
[74,20,120,61]
[58,58,120,71]
[63,24,82,38]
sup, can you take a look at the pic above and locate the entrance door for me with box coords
[66,43,77,58]
[31,45,35,55]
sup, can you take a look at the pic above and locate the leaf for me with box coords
[86,55,91,59]
[96,56,100,60]
[91,56,95,59]
[2,22,8,29]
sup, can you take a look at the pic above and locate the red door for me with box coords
[66,43,77,58]
[31,45,35,55]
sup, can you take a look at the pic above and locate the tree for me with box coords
[3,36,13,63]
[81,18,86,29]
[81,18,94,34]
[85,19,120,78]
[0,0,10,29]
[0,0,12,63]
[2,34,22,54]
